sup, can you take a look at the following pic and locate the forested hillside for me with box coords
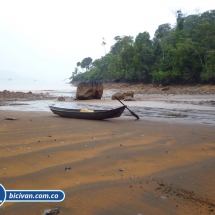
[72,10,215,84]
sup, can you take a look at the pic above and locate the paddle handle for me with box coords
[115,96,139,119]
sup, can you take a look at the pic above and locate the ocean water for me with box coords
[0,79,75,92]
[0,79,77,102]
[0,79,78,112]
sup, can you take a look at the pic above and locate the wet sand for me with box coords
[0,110,215,215]
[1,85,215,125]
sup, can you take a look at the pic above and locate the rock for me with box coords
[49,208,59,214]
[111,92,124,100]
[124,96,135,101]
[43,208,59,215]
[57,96,65,101]
[123,90,134,98]
[27,91,33,94]
[76,81,103,100]
[161,86,170,91]
[43,209,51,215]
[112,91,134,100]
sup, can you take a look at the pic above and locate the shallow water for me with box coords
[1,83,215,124]
[131,105,215,124]
[1,97,215,125]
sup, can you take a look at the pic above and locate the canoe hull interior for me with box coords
[49,106,126,120]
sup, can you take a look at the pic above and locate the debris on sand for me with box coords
[4,117,18,120]
[65,167,71,171]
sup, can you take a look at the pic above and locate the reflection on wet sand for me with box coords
[1,92,214,124]
[0,110,215,215]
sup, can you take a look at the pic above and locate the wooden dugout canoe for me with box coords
[49,105,126,120]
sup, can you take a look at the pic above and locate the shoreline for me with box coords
[0,110,215,214]
[1,83,215,125]
[103,83,215,95]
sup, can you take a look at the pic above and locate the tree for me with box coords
[201,50,215,82]
[183,14,201,39]
[133,32,154,82]
[176,10,185,31]
[80,57,93,71]
[172,38,200,83]
[154,23,172,39]
[72,9,215,84]
[200,10,215,25]
[70,67,78,80]
[110,36,121,55]
[154,23,172,59]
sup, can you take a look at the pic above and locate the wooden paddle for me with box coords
[115,96,139,119]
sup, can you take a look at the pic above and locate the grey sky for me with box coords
[0,0,214,80]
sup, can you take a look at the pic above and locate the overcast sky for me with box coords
[0,0,214,80]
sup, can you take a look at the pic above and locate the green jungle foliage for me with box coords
[72,10,215,84]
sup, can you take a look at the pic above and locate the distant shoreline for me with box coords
[71,81,215,95]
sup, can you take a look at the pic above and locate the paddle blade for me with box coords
[115,96,139,120]
[129,109,139,119]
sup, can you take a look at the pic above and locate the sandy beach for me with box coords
[0,85,215,214]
